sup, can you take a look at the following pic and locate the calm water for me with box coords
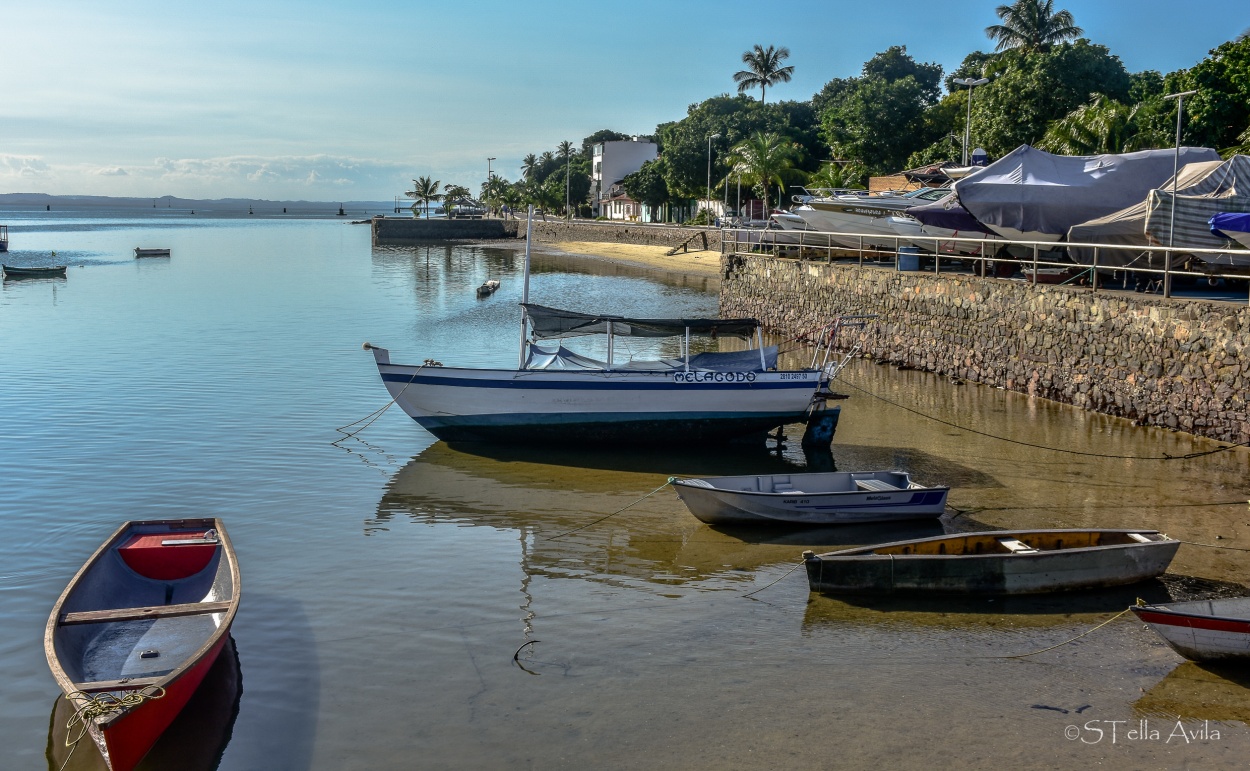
[3,212,1250,770]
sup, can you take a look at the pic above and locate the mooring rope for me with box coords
[990,605,1139,659]
[741,559,807,599]
[837,376,1250,461]
[59,686,166,771]
[542,479,675,541]
[332,357,425,442]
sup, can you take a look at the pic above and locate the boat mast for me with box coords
[756,327,767,370]
[519,206,534,369]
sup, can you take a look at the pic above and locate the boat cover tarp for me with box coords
[1211,212,1250,237]
[523,303,759,339]
[906,193,996,234]
[953,145,1222,239]
[1068,156,1250,269]
[525,344,779,373]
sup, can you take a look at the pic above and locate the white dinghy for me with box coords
[672,470,948,525]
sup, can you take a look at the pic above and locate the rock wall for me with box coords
[720,254,1250,444]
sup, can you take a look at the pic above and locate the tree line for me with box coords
[410,0,1250,223]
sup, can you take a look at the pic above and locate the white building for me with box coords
[591,138,658,218]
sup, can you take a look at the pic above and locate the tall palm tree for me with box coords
[726,132,802,213]
[404,175,442,219]
[521,154,538,181]
[557,140,575,218]
[985,0,1083,53]
[733,45,794,103]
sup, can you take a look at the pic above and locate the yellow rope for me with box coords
[58,686,165,771]
[992,603,1142,659]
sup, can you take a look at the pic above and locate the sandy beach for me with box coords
[534,239,722,277]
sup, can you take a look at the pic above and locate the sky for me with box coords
[3,0,1246,202]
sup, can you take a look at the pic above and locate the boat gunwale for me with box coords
[672,476,949,499]
[807,528,1170,560]
[43,517,240,730]
[1131,600,1250,626]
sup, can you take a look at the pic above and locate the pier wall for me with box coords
[721,254,1250,444]
[372,217,520,243]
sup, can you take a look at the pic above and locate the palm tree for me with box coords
[726,132,802,214]
[1037,95,1150,155]
[733,44,794,103]
[404,175,442,219]
[985,0,1083,53]
[557,140,575,217]
[521,154,538,181]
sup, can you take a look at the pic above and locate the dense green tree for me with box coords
[811,76,855,116]
[985,0,1083,53]
[622,158,673,219]
[733,44,795,103]
[945,52,996,91]
[863,46,943,103]
[521,154,538,181]
[966,40,1130,157]
[655,95,819,200]
[405,176,442,219]
[1166,36,1250,152]
[1128,70,1165,103]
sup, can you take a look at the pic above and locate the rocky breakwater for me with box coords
[720,254,1250,444]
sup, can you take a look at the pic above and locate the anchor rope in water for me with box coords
[58,686,166,771]
[543,480,674,541]
[837,376,1250,461]
[332,357,425,442]
[990,604,1140,659]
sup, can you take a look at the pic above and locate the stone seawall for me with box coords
[720,254,1250,444]
[373,216,722,250]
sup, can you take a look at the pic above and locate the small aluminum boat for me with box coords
[1132,597,1250,662]
[476,279,500,296]
[3,264,67,279]
[134,248,171,257]
[803,528,1179,595]
[44,519,240,771]
[672,470,948,525]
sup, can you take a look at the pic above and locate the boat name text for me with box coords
[673,372,757,383]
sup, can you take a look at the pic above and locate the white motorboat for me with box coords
[672,470,948,525]
[366,213,859,446]
[794,188,950,250]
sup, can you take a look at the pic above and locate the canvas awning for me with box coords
[522,304,760,340]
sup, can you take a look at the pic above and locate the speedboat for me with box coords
[793,188,950,250]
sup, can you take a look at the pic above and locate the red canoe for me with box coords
[44,519,240,771]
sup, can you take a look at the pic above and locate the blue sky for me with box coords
[2,0,1245,201]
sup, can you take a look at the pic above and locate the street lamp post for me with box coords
[564,145,571,220]
[706,133,721,223]
[1161,89,1198,298]
[952,77,989,166]
[487,157,496,217]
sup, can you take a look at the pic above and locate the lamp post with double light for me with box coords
[1161,89,1198,298]
[952,77,989,166]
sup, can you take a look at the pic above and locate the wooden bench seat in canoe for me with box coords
[73,675,166,693]
[996,537,1039,554]
[59,600,233,626]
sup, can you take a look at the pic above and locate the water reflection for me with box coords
[46,636,242,771]
[1135,662,1250,725]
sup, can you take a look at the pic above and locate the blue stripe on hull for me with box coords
[410,410,823,444]
[380,372,818,391]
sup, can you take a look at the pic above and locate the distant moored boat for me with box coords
[3,264,67,279]
[135,248,171,258]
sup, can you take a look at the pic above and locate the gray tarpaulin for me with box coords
[1068,156,1250,269]
[954,145,1221,239]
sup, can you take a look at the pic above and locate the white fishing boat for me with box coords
[672,470,948,525]
[366,209,861,446]
[1132,597,1250,662]
[803,528,1179,595]
[793,188,949,250]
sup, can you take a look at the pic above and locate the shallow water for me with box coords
[3,212,1249,769]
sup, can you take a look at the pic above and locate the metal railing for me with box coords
[720,226,1250,304]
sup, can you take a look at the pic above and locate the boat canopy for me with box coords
[1212,211,1250,238]
[954,145,1222,239]
[905,193,995,234]
[522,303,760,340]
[1068,156,1250,269]
[525,344,779,373]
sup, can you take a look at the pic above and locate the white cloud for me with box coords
[93,167,129,176]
